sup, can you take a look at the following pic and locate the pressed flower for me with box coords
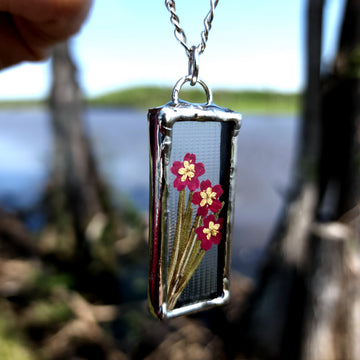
[195,215,223,251]
[171,153,205,191]
[192,179,223,217]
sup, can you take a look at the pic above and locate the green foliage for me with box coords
[0,99,45,108]
[0,87,300,114]
[31,271,75,296]
[88,86,169,108]
[88,86,300,114]
[214,89,300,114]
[25,300,73,327]
[0,315,36,360]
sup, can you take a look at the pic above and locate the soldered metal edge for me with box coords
[157,100,242,131]
[161,278,230,320]
[148,101,241,320]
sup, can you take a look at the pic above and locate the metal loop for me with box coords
[188,46,199,86]
[172,75,213,105]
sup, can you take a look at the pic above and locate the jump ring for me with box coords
[172,75,213,105]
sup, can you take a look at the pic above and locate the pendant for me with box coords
[148,75,241,319]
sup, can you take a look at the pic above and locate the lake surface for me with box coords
[0,107,299,278]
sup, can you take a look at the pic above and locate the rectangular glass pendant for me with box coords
[148,99,241,319]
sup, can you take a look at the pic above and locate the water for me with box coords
[0,107,299,278]
[0,109,53,210]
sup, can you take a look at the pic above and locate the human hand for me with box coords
[0,0,92,69]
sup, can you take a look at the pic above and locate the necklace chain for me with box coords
[165,0,219,57]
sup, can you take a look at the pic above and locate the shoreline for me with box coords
[0,87,300,115]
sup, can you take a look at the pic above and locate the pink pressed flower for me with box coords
[192,180,223,217]
[195,215,223,251]
[170,153,205,191]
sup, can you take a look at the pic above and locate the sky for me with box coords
[0,0,345,100]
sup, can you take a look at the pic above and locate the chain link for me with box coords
[165,0,219,57]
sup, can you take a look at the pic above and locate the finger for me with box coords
[0,0,92,25]
[0,0,92,69]
[0,13,36,69]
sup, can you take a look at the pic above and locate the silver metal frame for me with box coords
[148,77,241,319]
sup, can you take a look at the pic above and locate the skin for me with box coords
[0,0,92,69]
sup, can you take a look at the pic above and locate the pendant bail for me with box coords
[172,75,213,105]
[188,45,199,86]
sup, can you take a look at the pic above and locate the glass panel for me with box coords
[165,120,232,310]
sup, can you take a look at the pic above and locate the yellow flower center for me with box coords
[200,187,217,207]
[178,160,195,182]
[203,221,220,240]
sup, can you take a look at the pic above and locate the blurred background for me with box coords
[0,0,349,359]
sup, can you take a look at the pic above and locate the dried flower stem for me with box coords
[176,215,202,275]
[167,249,206,310]
[167,192,195,302]
[167,199,226,310]
[167,153,226,311]
[167,190,186,286]
[167,215,202,306]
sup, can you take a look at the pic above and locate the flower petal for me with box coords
[184,153,196,163]
[211,232,222,245]
[212,184,223,197]
[204,214,216,226]
[209,199,222,213]
[187,177,200,192]
[200,239,212,251]
[192,191,202,205]
[174,177,186,191]
[197,205,208,217]
[200,179,211,190]
[195,162,205,177]
[171,161,182,175]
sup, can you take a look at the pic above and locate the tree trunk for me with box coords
[45,42,124,303]
[236,1,360,359]
[304,1,360,359]
[50,42,110,240]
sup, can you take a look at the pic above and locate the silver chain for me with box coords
[165,0,219,57]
